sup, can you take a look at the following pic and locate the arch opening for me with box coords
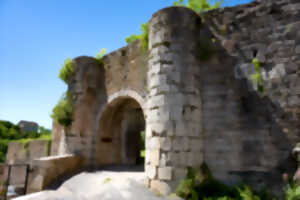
[95,97,145,170]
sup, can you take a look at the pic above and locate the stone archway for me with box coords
[94,95,146,168]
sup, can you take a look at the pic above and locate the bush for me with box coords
[284,182,300,200]
[51,93,73,127]
[173,0,222,13]
[59,58,74,84]
[125,22,149,52]
[175,164,277,200]
[95,48,107,64]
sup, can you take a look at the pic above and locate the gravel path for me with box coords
[13,171,181,200]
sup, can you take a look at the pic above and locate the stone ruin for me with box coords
[2,0,300,196]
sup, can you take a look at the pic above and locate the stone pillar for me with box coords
[146,7,203,195]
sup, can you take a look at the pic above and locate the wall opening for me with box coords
[95,97,145,170]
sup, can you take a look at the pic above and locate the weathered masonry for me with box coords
[48,0,300,195]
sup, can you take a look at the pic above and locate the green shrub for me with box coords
[0,120,52,163]
[95,48,107,64]
[173,0,222,13]
[59,58,74,84]
[284,182,300,200]
[125,22,149,52]
[250,58,264,93]
[175,164,278,200]
[0,141,8,163]
[51,93,73,127]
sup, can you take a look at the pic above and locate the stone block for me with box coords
[168,152,180,166]
[146,127,153,138]
[170,106,183,121]
[148,137,161,150]
[296,45,300,54]
[160,153,167,166]
[158,167,173,180]
[188,123,201,137]
[157,106,171,121]
[145,165,157,179]
[150,122,165,135]
[169,71,180,84]
[173,168,186,180]
[149,75,167,89]
[149,150,160,166]
[187,152,203,167]
[173,137,189,151]
[175,122,186,136]
[145,150,151,164]
[190,139,203,152]
[160,137,172,151]
[151,180,171,196]
[148,95,165,108]
[150,63,162,75]
[269,63,286,79]
[179,152,188,166]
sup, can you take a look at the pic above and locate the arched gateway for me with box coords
[94,93,146,167]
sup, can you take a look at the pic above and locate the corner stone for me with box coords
[158,167,173,180]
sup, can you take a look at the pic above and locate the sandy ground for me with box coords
[13,171,181,200]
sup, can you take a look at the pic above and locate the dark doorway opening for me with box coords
[96,97,145,171]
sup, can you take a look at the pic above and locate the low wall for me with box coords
[6,140,51,164]
[2,140,51,187]
[27,154,81,193]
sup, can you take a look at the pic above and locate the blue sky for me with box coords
[0,0,253,129]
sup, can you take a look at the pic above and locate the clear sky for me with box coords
[0,0,253,129]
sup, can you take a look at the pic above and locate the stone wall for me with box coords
[0,140,51,193]
[200,0,300,193]
[50,41,148,168]
[50,0,300,196]
[27,155,81,193]
[145,7,204,194]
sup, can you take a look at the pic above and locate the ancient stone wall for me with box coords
[146,7,204,194]
[200,0,300,193]
[50,0,300,195]
[50,41,148,168]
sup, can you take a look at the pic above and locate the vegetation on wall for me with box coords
[0,120,51,163]
[173,0,222,13]
[125,0,220,54]
[175,164,299,200]
[51,92,73,127]
[250,58,264,93]
[59,58,74,84]
[52,57,75,127]
[125,22,149,52]
[95,48,107,64]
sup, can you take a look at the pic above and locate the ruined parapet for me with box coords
[146,7,203,195]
